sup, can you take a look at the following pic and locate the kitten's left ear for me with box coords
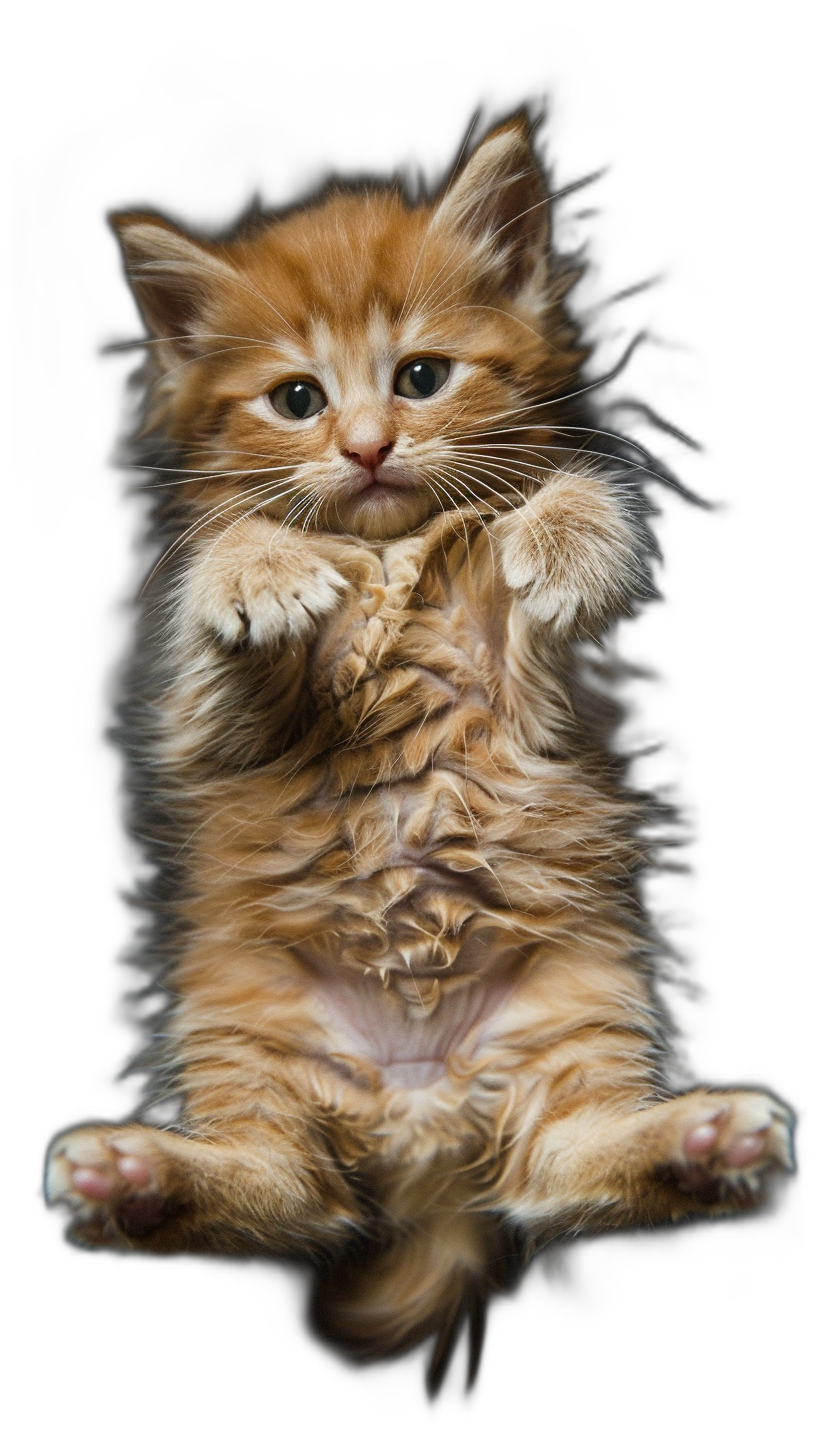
[110,212,240,362]
[434,115,549,302]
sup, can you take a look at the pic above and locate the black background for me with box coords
[23,25,804,1444]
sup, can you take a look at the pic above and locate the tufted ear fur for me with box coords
[434,116,549,304]
[110,213,239,360]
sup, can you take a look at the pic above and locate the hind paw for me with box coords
[45,1124,178,1246]
[662,1091,794,1206]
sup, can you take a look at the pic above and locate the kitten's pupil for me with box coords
[287,382,312,418]
[408,361,436,396]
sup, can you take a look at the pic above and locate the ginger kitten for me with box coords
[45,114,794,1392]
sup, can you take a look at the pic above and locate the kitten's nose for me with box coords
[342,439,394,474]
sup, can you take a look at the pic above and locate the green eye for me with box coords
[269,379,327,420]
[394,357,451,399]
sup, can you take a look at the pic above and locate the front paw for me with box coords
[213,561,345,650]
[182,521,347,650]
[499,472,647,633]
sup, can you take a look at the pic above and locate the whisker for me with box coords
[132,463,299,491]
[103,329,284,356]
[431,464,502,576]
[449,441,700,503]
[140,476,303,592]
[202,483,316,561]
[441,451,532,503]
[454,418,684,460]
[423,472,478,572]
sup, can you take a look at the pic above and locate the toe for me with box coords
[71,1166,115,1200]
[724,1131,768,1168]
[116,1155,152,1188]
[683,1121,720,1158]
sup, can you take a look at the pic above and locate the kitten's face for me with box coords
[115,120,581,540]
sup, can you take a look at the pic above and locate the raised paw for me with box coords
[45,1124,180,1247]
[498,472,645,633]
[660,1090,794,1207]
[218,559,346,649]
[182,520,347,650]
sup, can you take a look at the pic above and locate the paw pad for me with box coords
[670,1091,793,1203]
[46,1126,174,1246]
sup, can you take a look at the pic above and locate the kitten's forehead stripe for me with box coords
[239,198,476,338]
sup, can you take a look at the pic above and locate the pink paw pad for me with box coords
[115,1155,152,1187]
[46,1126,177,1246]
[672,1092,791,1199]
[71,1167,114,1200]
[683,1121,720,1157]
[68,1151,154,1202]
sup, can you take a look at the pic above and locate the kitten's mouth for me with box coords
[338,470,431,538]
[352,473,414,499]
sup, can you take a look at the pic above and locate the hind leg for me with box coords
[46,1117,359,1254]
[499,1086,794,1233]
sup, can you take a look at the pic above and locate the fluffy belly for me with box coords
[310,950,522,1089]
[203,748,617,1040]
[252,758,590,999]
[312,769,524,989]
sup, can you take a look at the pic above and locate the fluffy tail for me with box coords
[311,1210,517,1394]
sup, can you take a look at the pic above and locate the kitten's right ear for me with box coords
[109,213,238,360]
[433,115,549,301]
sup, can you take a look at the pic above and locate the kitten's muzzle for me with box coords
[341,439,394,474]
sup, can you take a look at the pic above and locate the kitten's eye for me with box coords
[394,357,451,399]
[269,379,327,420]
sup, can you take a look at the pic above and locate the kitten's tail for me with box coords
[311,1210,516,1395]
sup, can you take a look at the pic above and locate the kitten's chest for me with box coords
[308,526,501,742]
[284,529,513,1003]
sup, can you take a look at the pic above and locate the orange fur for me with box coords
[46,115,794,1391]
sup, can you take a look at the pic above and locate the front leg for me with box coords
[163,518,353,770]
[498,471,652,634]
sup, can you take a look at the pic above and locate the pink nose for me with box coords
[342,439,394,473]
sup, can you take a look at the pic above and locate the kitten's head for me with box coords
[114,116,583,540]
